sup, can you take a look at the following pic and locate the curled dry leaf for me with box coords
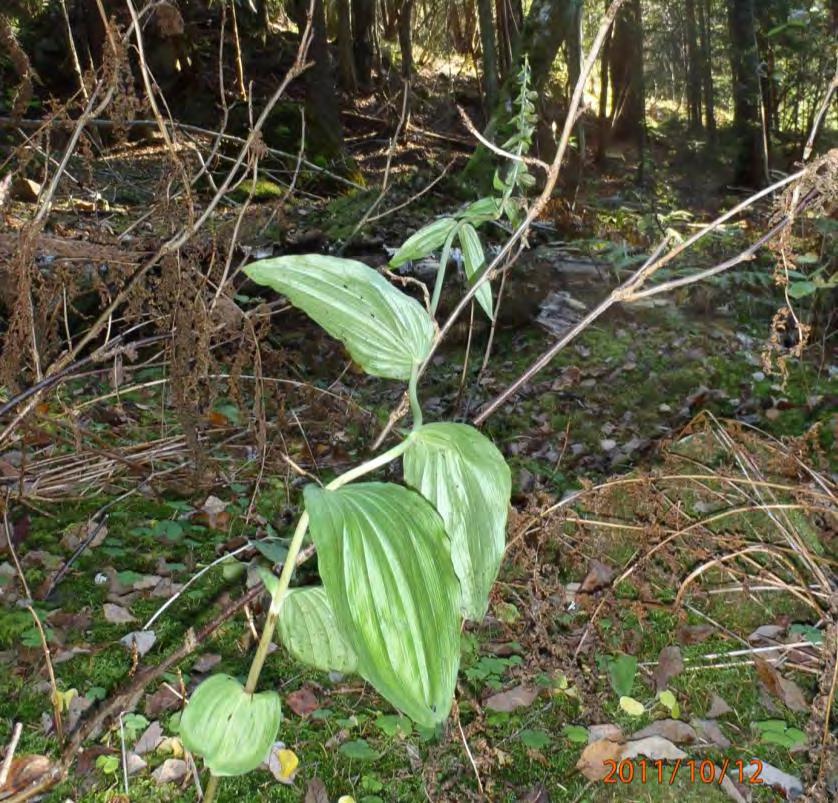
[753,658,809,712]
[576,739,623,781]
[133,720,164,755]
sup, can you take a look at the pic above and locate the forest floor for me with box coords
[0,76,836,803]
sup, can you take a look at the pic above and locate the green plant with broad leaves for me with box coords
[388,58,537,320]
[180,252,511,801]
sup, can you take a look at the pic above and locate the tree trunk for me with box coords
[397,0,414,78]
[290,0,344,157]
[698,0,716,141]
[726,0,763,186]
[336,0,357,91]
[476,0,499,109]
[566,0,585,190]
[609,0,644,143]
[685,0,703,131]
[596,0,612,163]
[495,0,522,82]
[352,0,375,88]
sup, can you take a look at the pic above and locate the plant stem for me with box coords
[204,774,219,803]
[408,363,422,430]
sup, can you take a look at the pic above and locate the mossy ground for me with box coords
[2,276,832,800]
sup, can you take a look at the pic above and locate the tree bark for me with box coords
[336,0,357,91]
[609,0,644,143]
[352,0,375,88]
[726,0,763,186]
[477,0,499,109]
[698,0,716,141]
[685,0,703,131]
[495,0,523,80]
[397,0,414,78]
[596,0,612,163]
[290,0,344,157]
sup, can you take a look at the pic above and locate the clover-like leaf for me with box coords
[276,586,359,674]
[304,482,461,727]
[245,254,434,380]
[404,423,510,620]
[180,674,281,776]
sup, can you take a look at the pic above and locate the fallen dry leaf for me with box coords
[120,630,156,657]
[193,653,222,674]
[706,693,732,718]
[133,720,164,755]
[304,778,330,803]
[125,752,147,776]
[676,624,714,645]
[653,645,684,691]
[588,723,624,743]
[152,758,188,785]
[621,735,687,762]
[576,739,623,781]
[287,686,320,717]
[745,759,802,798]
[485,685,538,712]
[578,560,614,593]
[144,685,181,718]
[754,658,808,712]
[103,603,136,625]
[631,719,697,744]
[691,718,731,749]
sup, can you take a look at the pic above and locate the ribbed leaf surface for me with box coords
[245,254,434,380]
[304,482,460,726]
[404,423,510,620]
[277,586,359,674]
[180,674,281,776]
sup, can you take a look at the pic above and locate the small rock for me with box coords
[120,630,156,657]
[599,439,617,452]
[103,603,135,624]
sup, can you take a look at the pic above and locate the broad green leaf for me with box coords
[607,653,638,697]
[619,696,645,717]
[519,729,552,748]
[458,223,493,319]
[562,724,589,743]
[389,218,458,267]
[339,739,380,761]
[245,255,434,380]
[304,482,461,727]
[276,586,359,674]
[180,674,281,776]
[404,423,510,621]
[462,197,500,223]
[787,280,817,299]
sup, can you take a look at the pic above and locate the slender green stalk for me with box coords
[408,363,423,431]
